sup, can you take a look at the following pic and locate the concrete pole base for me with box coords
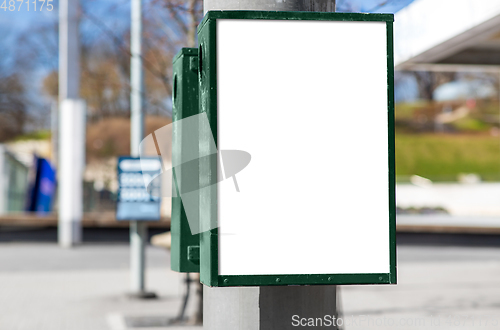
[58,220,82,248]
[126,291,158,300]
[204,286,338,330]
[204,287,259,330]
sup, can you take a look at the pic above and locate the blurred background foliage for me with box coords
[1,0,499,183]
[395,71,500,182]
[0,0,202,145]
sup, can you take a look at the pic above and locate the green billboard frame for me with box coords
[197,11,396,287]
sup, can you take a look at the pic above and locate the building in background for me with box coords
[0,145,29,214]
[395,0,500,222]
[395,0,500,70]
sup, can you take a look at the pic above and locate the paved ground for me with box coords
[341,240,500,329]
[0,237,201,330]
[1,230,500,329]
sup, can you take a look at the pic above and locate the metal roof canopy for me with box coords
[395,0,500,72]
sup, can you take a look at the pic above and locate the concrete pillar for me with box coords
[204,287,260,330]
[204,285,339,330]
[259,286,338,329]
[203,0,335,14]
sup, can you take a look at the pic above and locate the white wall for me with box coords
[397,182,500,217]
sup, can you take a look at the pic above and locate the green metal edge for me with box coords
[199,13,397,287]
[173,47,198,64]
[170,49,186,272]
[387,21,397,285]
[199,10,394,32]
[219,273,392,287]
[171,47,201,273]
[198,19,219,287]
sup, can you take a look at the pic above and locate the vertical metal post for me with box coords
[58,0,84,248]
[0,145,5,216]
[202,1,338,329]
[493,70,500,180]
[130,220,147,294]
[130,0,153,298]
[51,102,58,167]
[130,0,144,159]
[59,0,80,100]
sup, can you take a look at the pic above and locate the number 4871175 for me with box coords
[1,0,53,11]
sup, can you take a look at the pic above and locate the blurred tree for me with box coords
[9,0,408,138]
[0,17,58,140]
[39,0,203,121]
[0,74,29,141]
[149,0,202,47]
[408,71,457,101]
[0,0,202,139]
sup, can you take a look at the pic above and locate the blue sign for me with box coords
[26,157,56,214]
[116,156,162,221]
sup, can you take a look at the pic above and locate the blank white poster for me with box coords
[217,19,390,276]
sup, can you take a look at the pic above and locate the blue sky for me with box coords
[337,0,414,13]
[0,0,417,111]
[0,0,416,73]
[0,0,415,71]
[0,0,415,61]
[0,0,131,40]
[0,0,414,34]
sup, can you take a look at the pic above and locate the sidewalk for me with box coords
[0,243,201,330]
[2,234,500,329]
[397,215,500,234]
